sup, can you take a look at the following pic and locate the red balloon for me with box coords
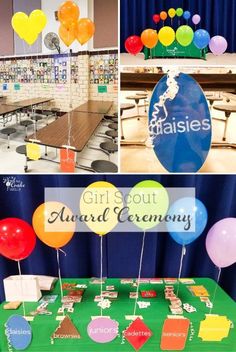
[125,36,143,55]
[153,14,160,24]
[0,218,36,261]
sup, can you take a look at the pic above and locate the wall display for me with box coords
[90,54,118,86]
[0,56,69,85]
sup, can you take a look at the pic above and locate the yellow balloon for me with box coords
[80,181,123,236]
[11,12,29,39]
[158,26,176,47]
[168,8,176,19]
[24,30,38,46]
[29,9,47,34]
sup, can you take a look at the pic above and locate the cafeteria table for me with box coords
[0,104,22,125]
[25,111,104,172]
[9,97,53,109]
[74,100,113,114]
[0,278,235,352]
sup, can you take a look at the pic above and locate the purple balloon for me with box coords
[209,36,228,55]
[192,14,201,25]
[206,218,236,268]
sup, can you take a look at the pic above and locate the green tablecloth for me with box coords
[0,278,235,351]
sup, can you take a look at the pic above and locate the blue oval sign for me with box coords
[5,315,32,350]
[149,73,212,173]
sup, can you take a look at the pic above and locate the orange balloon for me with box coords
[76,18,95,45]
[160,11,168,21]
[58,0,80,27]
[141,29,158,49]
[59,24,76,46]
[32,202,75,249]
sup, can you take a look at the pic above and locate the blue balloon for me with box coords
[183,11,191,20]
[167,197,208,246]
[194,29,210,49]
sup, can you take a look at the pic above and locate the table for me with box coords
[26,111,103,152]
[212,105,236,149]
[206,95,223,111]
[9,97,53,108]
[0,104,22,125]
[74,100,113,114]
[0,278,235,351]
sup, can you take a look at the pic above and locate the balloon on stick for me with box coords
[125,36,143,55]
[206,218,236,268]
[194,29,210,50]
[141,29,158,49]
[168,8,176,19]
[192,14,201,26]
[176,25,194,46]
[0,218,36,261]
[176,8,184,17]
[183,11,191,21]
[160,11,168,24]
[153,14,160,25]
[209,36,228,55]
[158,26,175,47]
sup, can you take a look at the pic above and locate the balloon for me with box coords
[141,29,158,49]
[125,36,143,55]
[32,202,75,249]
[80,181,123,236]
[0,218,36,261]
[160,11,168,21]
[128,180,169,231]
[24,30,38,46]
[59,24,76,46]
[194,29,210,49]
[176,25,194,46]
[168,8,176,19]
[183,11,191,20]
[209,36,228,55]
[11,12,29,39]
[158,26,175,47]
[58,0,80,28]
[29,10,47,34]
[206,218,236,268]
[176,8,184,17]
[167,198,208,246]
[76,18,95,45]
[153,14,160,24]
[192,14,201,25]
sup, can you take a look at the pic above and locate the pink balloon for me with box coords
[209,36,228,55]
[192,14,201,25]
[206,218,236,268]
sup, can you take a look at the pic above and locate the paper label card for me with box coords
[14,83,21,91]
[160,317,190,350]
[60,149,76,173]
[124,317,152,351]
[198,315,231,342]
[87,317,118,343]
[52,315,81,339]
[5,315,32,350]
[26,143,41,161]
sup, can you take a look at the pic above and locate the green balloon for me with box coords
[128,180,169,231]
[176,8,184,17]
[176,25,194,47]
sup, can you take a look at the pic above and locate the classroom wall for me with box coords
[0,0,14,56]
[0,51,118,112]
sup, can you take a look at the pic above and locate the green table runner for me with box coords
[0,278,235,351]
